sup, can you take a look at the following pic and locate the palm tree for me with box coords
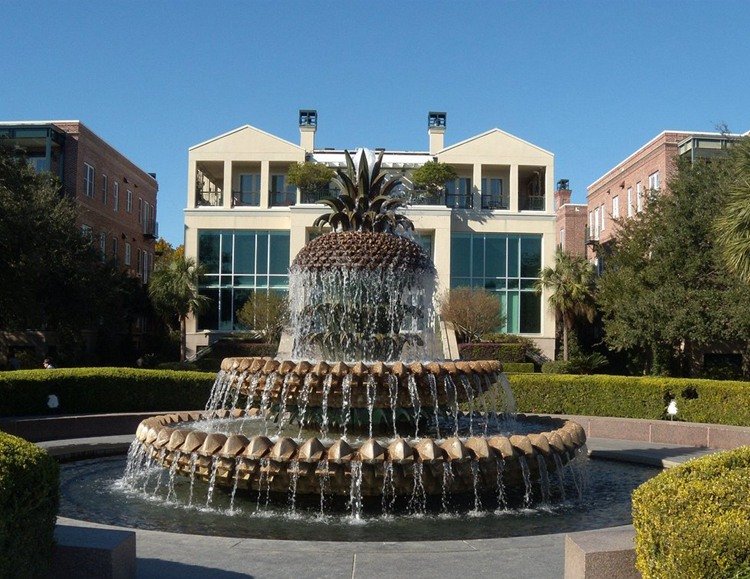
[535,249,596,361]
[148,255,210,361]
[715,138,750,283]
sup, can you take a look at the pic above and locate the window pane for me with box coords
[520,292,541,333]
[198,231,220,274]
[507,291,519,333]
[221,233,233,274]
[197,289,219,330]
[471,236,484,279]
[233,289,252,330]
[234,275,255,287]
[451,235,471,277]
[234,233,255,274]
[269,275,288,288]
[269,233,290,274]
[256,234,268,274]
[507,236,519,277]
[520,236,541,278]
[485,236,506,278]
[451,277,471,288]
[219,288,233,330]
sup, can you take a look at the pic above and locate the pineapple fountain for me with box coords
[125,149,587,517]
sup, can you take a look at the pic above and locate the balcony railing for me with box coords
[445,192,473,209]
[269,191,297,207]
[143,219,158,239]
[301,188,340,204]
[481,193,510,210]
[521,195,545,211]
[196,189,223,207]
[232,191,260,207]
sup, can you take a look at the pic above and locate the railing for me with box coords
[232,191,260,207]
[481,194,510,210]
[269,191,297,207]
[521,195,545,211]
[196,189,223,207]
[143,219,158,239]
[445,192,473,209]
[300,188,340,204]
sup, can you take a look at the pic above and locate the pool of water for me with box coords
[59,454,658,542]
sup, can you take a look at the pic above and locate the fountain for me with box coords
[125,149,587,516]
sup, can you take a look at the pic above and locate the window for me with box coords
[113,182,119,212]
[648,171,660,191]
[612,196,620,219]
[627,187,633,217]
[137,249,143,278]
[560,227,566,250]
[126,190,133,213]
[125,242,131,266]
[112,237,118,263]
[600,204,606,231]
[102,175,108,205]
[99,232,106,260]
[445,177,472,209]
[480,178,508,210]
[594,207,600,238]
[138,198,143,224]
[236,174,261,206]
[636,182,643,212]
[197,230,291,330]
[84,163,95,198]
[81,224,92,241]
[450,233,542,334]
[589,211,593,239]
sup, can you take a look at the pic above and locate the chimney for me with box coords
[554,179,571,211]
[299,109,317,151]
[428,111,446,154]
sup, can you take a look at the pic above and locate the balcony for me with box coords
[196,188,223,207]
[232,191,260,207]
[301,187,340,204]
[521,195,545,211]
[445,192,473,209]
[269,190,297,207]
[481,193,509,210]
[143,219,158,240]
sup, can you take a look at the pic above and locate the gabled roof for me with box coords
[189,124,304,151]
[438,127,553,157]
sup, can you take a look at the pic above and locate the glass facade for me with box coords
[450,233,542,333]
[197,230,290,330]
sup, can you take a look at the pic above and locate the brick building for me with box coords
[554,179,587,257]
[0,121,158,282]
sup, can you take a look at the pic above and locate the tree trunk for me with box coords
[562,325,569,362]
[180,316,187,362]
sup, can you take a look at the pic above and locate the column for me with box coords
[509,164,519,212]
[260,160,270,208]
[187,159,197,208]
[222,161,232,209]
[472,163,483,210]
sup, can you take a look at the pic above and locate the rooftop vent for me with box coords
[557,179,570,191]
[299,110,317,127]
[428,112,446,128]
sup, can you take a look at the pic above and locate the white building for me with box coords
[184,111,557,359]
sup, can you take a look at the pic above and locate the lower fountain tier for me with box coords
[134,411,585,497]
[217,357,504,409]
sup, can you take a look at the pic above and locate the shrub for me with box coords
[632,447,750,578]
[506,373,750,426]
[440,287,505,342]
[0,432,59,577]
[0,368,215,416]
[459,342,525,363]
[501,362,535,373]
[541,360,570,374]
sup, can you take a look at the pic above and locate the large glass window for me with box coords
[450,233,542,334]
[197,230,290,330]
[445,178,472,209]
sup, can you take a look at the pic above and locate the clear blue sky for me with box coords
[3,1,748,246]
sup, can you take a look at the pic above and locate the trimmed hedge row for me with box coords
[502,363,536,373]
[507,373,750,427]
[632,447,750,578]
[459,343,526,363]
[0,432,59,577]
[0,368,216,416]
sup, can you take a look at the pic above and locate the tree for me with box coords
[410,161,457,201]
[236,291,289,344]
[148,254,210,361]
[440,287,505,342]
[715,137,750,283]
[535,250,596,361]
[286,161,335,201]
[597,155,750,375]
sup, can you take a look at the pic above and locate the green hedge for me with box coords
[502,362,536,373]
[507,373,750,427]
[459,343,525,363]
[0,368,216,416]
[0,432,59,577]
[632,447,750,578]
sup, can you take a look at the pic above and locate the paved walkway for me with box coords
[48,437,719,578]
